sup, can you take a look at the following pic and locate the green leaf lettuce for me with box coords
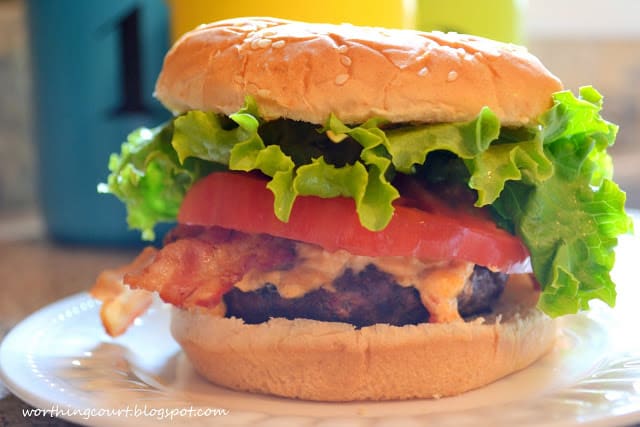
[100,88,632,317]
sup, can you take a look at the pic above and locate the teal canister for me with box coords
[25,0,170,244]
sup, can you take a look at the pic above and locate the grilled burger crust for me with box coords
[171,275,555,401]
[154,17,563,126]
[222,264,507,327]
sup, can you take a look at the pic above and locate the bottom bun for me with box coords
[170,276,556,401]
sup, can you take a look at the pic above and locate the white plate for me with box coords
[2,234,640,427]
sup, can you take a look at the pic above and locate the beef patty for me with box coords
[224,264,507,327]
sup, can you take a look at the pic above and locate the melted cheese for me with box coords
[233,243,474,323]
[235,244,349,297]
[412,262,472,323]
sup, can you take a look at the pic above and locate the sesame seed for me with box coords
[418,67,429,76]
[338,45,348,53]
[240,24,257,32]
[335,74,349,85]
[340,55,352,67]
[447,70,458,82]
[256,38,272,48]
[257,89,271,97]
[272,40,285,49]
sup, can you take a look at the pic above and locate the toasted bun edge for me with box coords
[155,17,563,126]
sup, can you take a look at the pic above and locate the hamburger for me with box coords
[91,17,632,401]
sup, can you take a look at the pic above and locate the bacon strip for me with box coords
[124,228,295,309]
[90,246,158,337]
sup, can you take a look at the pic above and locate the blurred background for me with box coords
[0,0,638,243]
[0,1,638,422]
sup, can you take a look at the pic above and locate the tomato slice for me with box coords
[177,172,531,273]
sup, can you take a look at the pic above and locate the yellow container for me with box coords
[415,0,526,44]
[167,0,413,41]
